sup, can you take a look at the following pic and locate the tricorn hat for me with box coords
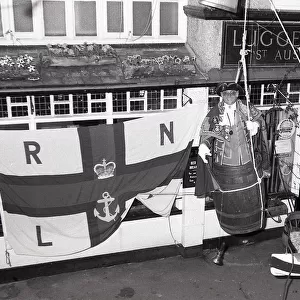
[215,82,244,96]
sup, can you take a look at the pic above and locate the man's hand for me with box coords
[246,121,259,136]
[198,143,211,163]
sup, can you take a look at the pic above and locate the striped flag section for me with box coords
[0,106,202,256]
[270,254,300,277]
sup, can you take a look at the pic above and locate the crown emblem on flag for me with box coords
[94,159,116,179]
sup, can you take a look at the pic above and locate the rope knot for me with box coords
[239,49,251,57]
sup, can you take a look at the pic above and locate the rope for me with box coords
[239,0,265,228]
[216,181,261,194]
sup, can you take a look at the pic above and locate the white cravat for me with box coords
[219,102,236,126]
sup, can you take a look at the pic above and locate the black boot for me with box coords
[213,241,227,266]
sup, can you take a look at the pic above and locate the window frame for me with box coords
[0,0,187,44]
[0,88,182,128]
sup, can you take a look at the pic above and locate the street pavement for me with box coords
[0,237,299,300]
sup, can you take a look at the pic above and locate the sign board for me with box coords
[222,21,300,67]
[183,147,198,188]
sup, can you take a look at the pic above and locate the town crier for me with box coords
[195,82,271,235]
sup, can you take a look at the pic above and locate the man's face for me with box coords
[221,90,239,105]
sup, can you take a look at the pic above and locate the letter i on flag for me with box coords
[0,106,202,256]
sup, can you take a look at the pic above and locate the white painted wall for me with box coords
[0,214,183,270]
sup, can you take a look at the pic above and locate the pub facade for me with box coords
[0,0,298,277]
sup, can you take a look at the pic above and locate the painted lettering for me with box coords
[274,50,282,60]
[274,50,298,61]
[256,49,268,60]
[260,30,273,47]
[284,49,292,60]
[250,30,258,47]
[160,122,174,145]
[36,226,53,247]
[24,141,42,164]
[292,31,300,47]
[277,31,289,47]
[255,50,262,60]
[233,30,241,47]
[233,29,257,47]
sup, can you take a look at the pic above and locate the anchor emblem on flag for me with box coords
[94,191,120,222]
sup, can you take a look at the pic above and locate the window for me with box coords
[129,91,145,111]
[113,92,127,112]
[163,89,178,109]
[133,1,152,36]
[0,88,182,127]
[107,1,123,33]
[147,90,161,110]
[74,1,97,36]
[111,0,185,42]
[53,94,70,115]
[9,96,29,117]
[160,2,178,35]
[91,93,107,113]
[13,0,33,32]
[35,95,51,116]
[43,1,66,36]
[207,82,300,110]
[73,93,88,114]
[0,0,187,43]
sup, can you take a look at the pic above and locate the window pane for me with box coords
[130,100,144,111]
[112,92,127,112]
[43,1,66,36]
[147,90,160,110]
[75,1,97,36]
[73,93,88,114]
[107,1,123,33]
[164,89,177,97]
[91,102,106,113]
[34,95,51,116]
[12,106,28,117]
[54,94,69,102]
[54,104,70,115]
[164,98,177,109]
[160,2,178,35]
[249,84,261,106]
[133,2,152,36]
[290,82,300,92]
[13,0,33,32]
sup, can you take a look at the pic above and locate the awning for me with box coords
[0,43,209,93]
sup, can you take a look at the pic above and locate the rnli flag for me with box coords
[0,106,202,257]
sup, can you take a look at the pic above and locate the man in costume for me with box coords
[195,82,270,236]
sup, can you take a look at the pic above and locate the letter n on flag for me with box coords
[0,106,202,256]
